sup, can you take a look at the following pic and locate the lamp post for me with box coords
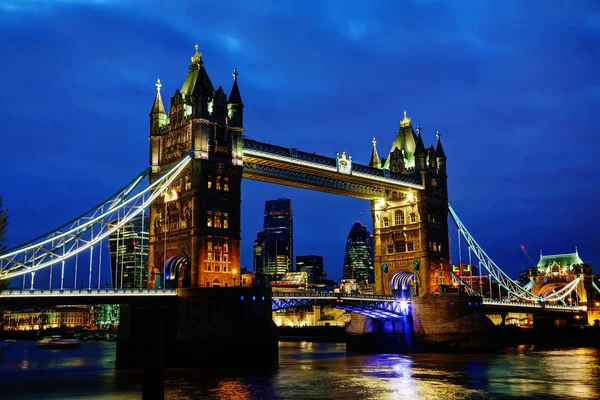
[232,269,237,287]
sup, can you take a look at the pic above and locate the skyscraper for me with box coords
[343,221,374,285]
[109,215,149,288]
[296,255,324,283]
[255,198,293,279]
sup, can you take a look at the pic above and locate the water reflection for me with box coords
[0,341,598,399]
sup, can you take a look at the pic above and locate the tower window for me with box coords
[383,217,389,227]
[216,176,222,190]
[407,242,414,252]
[395,241,406,253]
[224,177,229,192]
[207,175,212,189]
[223,214,229,229]
[387,244,394,254]
[214,213,222,228]
[395,211,404,225]
[207,212,213,227]
[410,213,417,223]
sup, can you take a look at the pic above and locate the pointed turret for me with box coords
[382,110,417,170]
[369,137,381,168]
[150,78,168,135]
[180,44,215,118]
[415,124,426,171]
[150,78,166,115]
[435,130,446,159]
[228,68,244,128]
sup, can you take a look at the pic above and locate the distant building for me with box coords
[296,255,324,283]
[255,198,293,280]
[342,221,374,286]
[109,215,149,289]
[91,304,120,328]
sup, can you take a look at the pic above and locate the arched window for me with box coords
[383,217,389,227]
[410,213,417,223]
[395,211,404,225]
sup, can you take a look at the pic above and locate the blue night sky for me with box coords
[0,0,599,286]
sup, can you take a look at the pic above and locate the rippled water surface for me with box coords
[0,341,598,399]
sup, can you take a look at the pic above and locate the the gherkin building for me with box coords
[343,222,374,284]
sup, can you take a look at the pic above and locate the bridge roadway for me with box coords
[0,289,585,315]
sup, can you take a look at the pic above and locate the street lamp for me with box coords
[232,269,237,287]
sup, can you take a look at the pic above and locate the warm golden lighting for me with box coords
[164,189,178,202]
[407,192,415,203]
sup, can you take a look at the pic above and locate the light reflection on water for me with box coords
[0,341,598,399]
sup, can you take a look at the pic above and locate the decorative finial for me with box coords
[436,130,441,141]
[191,43,202,64]
[155,78,162,93]
[417,124,421,135]
[400,110,411,127]
[233,68,238,81]
[372,137,377,147]
[575,246,578,255]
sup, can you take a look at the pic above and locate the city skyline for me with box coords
[0,1,599,286]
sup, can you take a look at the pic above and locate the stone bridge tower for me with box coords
[370,112,450,296]
[147,45,244,288]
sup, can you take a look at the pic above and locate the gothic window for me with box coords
[214,213,222,228]
[223,242,229,253]
[223,214,229,229]
[223,254,228,263]
[207,253,212,262]
[387,244,394,254]
[207,175,213,189]
[407,242,414,252]
[207,241,213,251]
[224,177,229,192]
[215,265,220,272]
[383,217,389,227]
[395,241,406,253]
[431,178,438,187]
[216,176,222,190]
[395,211,404,225]
[410,213,417,223]
[207,212,213,227]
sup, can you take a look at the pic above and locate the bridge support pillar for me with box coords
[346,313,413,352]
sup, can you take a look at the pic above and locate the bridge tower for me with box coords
[370,112,451,296]
[148,45,244,288]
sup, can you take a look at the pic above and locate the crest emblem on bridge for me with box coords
[336,150,352,174]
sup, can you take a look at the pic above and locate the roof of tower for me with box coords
[228,68,243,105]
[436,130,446,158]
[150,78,166,115]
[369,137,381,168]
[536,249,583,269]
[382,110,417,169]
[180,44,215,100]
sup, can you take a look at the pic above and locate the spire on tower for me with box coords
[150,78,166,115]
[369,137,381,168]
[435,130,446,159]
[191,43,203,65]
[415,124,425,154]
[400,110,412,127]
[228,67,243,106]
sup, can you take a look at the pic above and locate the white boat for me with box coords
[36,336,81,349]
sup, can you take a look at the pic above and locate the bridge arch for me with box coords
[162,251,190,289]
[390,271,419,298]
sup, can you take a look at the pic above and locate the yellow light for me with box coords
[377,198,386,208]
[407,192,415,203]
[232,269,237,275]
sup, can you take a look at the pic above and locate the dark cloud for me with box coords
[0,0,598,284]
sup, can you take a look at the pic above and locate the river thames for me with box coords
[0,341,598,399]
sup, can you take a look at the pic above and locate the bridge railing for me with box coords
[272,291,404,301]
[482,298,585,311]
[0,289,178,297]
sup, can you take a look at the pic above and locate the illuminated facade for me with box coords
[148,45,244,288]
[343,222,374,285]
[296,255,324,283]
[1,306,91,330]
[109,215,149,289]
[255,198,293,280]
[370,114,451,296]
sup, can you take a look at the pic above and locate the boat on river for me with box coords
[36,336,80,349]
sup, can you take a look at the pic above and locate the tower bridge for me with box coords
[1,46,598,367]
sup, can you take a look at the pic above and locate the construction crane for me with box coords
[520,245,535,266]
